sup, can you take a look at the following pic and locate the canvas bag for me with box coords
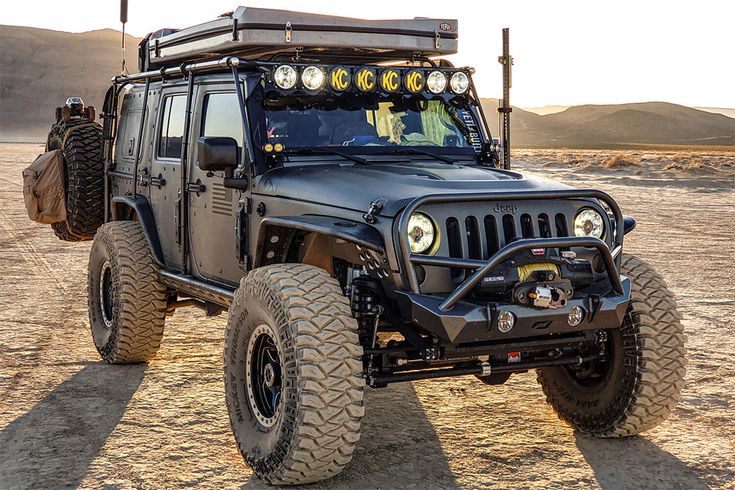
[22,149,67,224]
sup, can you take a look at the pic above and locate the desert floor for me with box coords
[1,144,733,489]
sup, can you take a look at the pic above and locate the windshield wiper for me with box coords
[288,147,368,165]
[385,147,456,164]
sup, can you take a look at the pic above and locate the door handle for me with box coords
[186,179,206,196]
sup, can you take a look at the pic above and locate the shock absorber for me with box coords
[350,275,383,346]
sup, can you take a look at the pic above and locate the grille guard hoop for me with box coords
[397,189,624,309]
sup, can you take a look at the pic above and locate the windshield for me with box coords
[252,94,483,155]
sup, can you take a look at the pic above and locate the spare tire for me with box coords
[46,120,104,241]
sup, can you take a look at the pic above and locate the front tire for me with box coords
[224,264,365,485]
[88,221,167,363]
[537,254,686,436]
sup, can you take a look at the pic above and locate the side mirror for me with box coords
[197,136,238,172]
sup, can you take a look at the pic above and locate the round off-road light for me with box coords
[301,66,325,91]
[426,71,447,94]
[273,65,297,89]
[568,306,585,326]
[574,208,605,239]
[404,69,425,93]
[407,212,436,254]
[354,67,376,92]
[497,311,516,333]
[379,69,401,93]
[264,143,274,152]
[329,66,351,91]
[273,143,284,152]
[450,71,470,94]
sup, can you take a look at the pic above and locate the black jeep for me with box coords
[39,7,686,486]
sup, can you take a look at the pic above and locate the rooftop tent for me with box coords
[138,6,458,71]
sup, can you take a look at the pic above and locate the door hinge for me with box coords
[185,179,206,196]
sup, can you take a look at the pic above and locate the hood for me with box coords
[254,160,572,216]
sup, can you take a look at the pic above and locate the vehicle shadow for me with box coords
[575,433,709,489]
[0,363,147,489]
[240,382,459,489]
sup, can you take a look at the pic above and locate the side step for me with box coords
[159,270,235,307]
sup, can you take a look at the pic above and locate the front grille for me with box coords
[417,200,586,285]
[443,211,570,264]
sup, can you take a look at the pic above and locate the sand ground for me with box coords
[1,144,733,489]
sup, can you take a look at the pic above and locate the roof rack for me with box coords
[138,6,458,71]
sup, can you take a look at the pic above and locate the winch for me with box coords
[513,270,573,309]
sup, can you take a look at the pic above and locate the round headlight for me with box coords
[274,65,297,89]
[449,72,469,94]
[301,65,325,91]
[407,213,437,254]
[426,71,447,94]
[574,208,605,239]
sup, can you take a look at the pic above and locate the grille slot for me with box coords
[538,213,551,238]
[555,213,568,237]
[465,216,482,260]
[484,215,499,256]
[520,213,534,238]
[446,217,463,279]
[502,214,516,245]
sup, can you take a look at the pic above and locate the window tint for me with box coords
[202,93,243,148]
[158,95,187,159]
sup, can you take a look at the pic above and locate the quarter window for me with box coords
[202,93,244,148]
[158,95,187,159]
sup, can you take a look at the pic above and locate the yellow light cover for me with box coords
[264,143,274,152]
[273,143,284,152]
[329,67,351,91]
[354,67,376,92]
[404,69,425,93]
[380,69,401,92]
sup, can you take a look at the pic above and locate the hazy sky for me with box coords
[3,0,733,108]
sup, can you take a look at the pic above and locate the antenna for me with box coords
[120,0,129,74]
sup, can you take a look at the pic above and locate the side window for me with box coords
[158,95,187,159]
[201,92,244,148]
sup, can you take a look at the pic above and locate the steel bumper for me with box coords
[395,276,630,344]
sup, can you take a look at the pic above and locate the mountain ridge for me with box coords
[1,25,733,148]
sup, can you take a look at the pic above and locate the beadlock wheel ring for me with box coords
[99,260,113,329]
[245,324,283,428]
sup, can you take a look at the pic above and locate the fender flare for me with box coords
[255,215,385,268]
[111,195,166,267]
[623,215,636,235]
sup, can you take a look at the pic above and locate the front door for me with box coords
[188,86,247,285]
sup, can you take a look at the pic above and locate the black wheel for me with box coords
[88,221,167,363]
[46,119,104,241]
[537,254,687,436]
[225,264,365,485]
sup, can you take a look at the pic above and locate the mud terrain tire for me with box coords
[46,120,104,241]
[224,264,364,485]
[88,221,167,363]
[537,253,686,437]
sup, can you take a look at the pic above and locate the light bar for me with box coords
[269,65,471,95]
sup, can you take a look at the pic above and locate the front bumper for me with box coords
[396,276,630,343]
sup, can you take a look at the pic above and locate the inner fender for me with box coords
[254,215,385,268]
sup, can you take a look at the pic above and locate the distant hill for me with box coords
[482,100,735,148]
[0,25,139,141]
[1,25,733,148]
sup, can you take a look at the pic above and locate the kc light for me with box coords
[407,213,437,254]
[274,65,297,89]
[497,311,516,333]
[301,66,325,90]
[426,71,447,94]
[449,71,470,94]
[574,208,605,239]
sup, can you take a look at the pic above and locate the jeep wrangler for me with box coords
[40,6,686,485]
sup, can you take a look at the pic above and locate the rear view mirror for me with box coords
[197,136,238,172]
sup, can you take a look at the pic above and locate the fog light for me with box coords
[301,65,325,90]
[497,311,516,333]
[568,306,585,326]
[274,65,297,89]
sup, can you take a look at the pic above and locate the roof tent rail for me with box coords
[113,56,262,84]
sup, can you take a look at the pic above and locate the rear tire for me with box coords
[224,264,365,485]
[88,221,167,363]
[537,254,686,436]
[46,120,104,241]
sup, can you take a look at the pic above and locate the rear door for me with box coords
[188,85,246,285]
[149,85,188,270]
